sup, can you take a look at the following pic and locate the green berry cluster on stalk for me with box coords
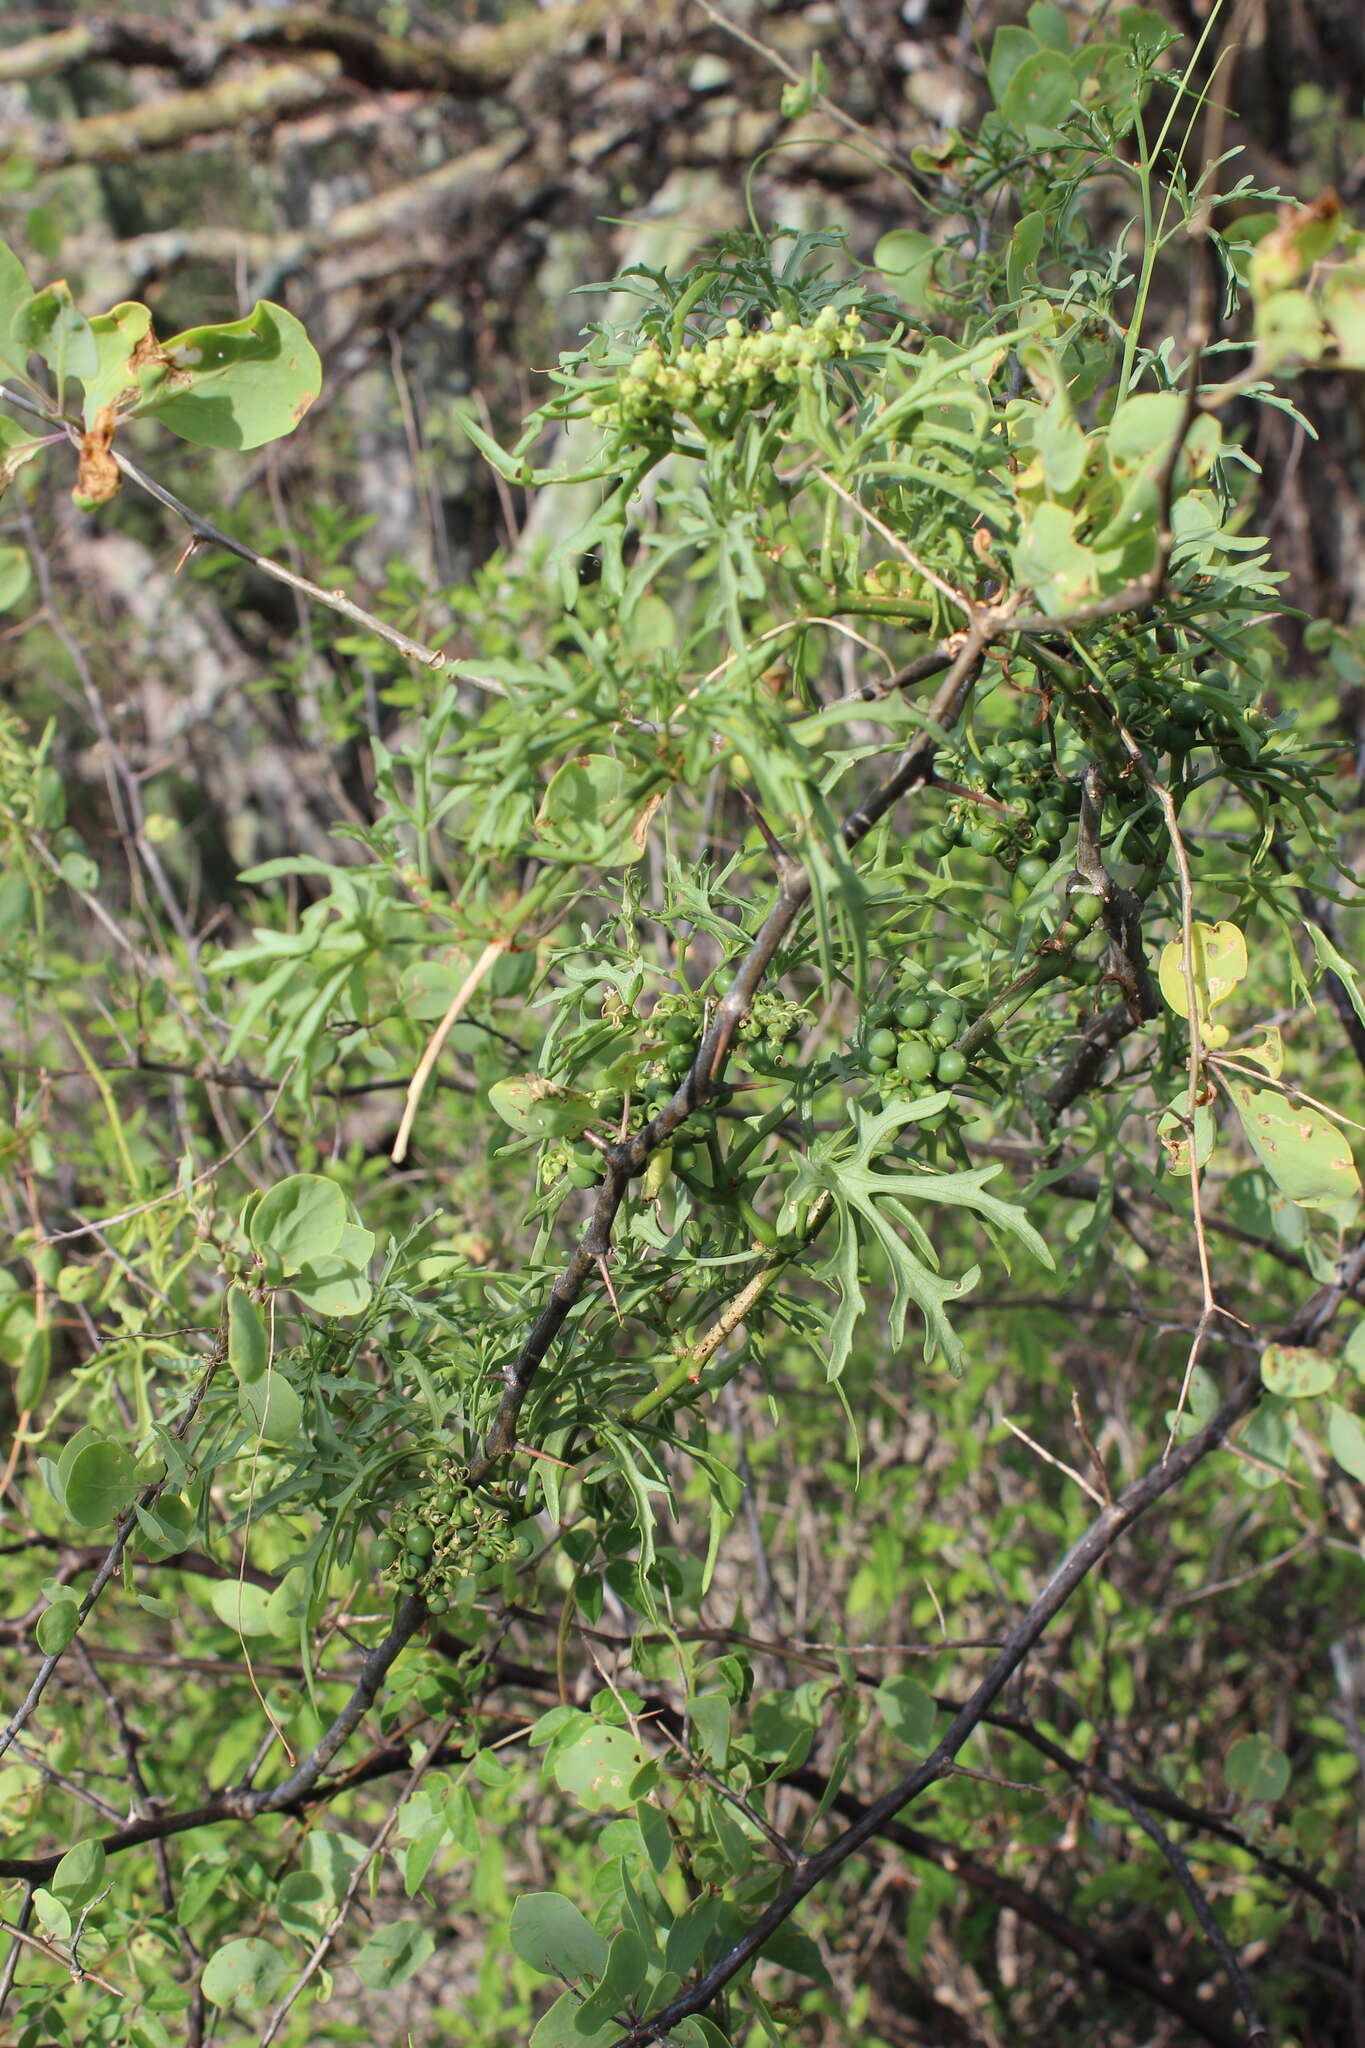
[920,728,1080,876]
[591,305,864,440]
[374,1462,535,1616]
[863,975,977,1115]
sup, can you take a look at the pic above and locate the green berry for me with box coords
[895,996,930,1032]
[868,1053,894,1075]
[896,1038,936,1082]
[868,1028,898,1060]
[1035,805,1067,841]
[920,825,953,860]
[935,1048,968,1085]
[1016,855,1050,889]
[927,1011,959,1049]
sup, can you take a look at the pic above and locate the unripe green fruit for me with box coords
[869,1028,898,1060]
[1035,805,1067,840]
[895,997,931,1032]
[868,1053,893,1074]
[567,1160,598,1188]
[896,1038,936,1082]
[927,1008,960,1047]
[920,826,953,859]
[1016,855,1050,889]
[375,1537,399,1571]
[935,1048,968,1085]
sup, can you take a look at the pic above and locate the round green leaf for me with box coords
[11,282,98,382]
[52,1838,106,1910]
[275,1870,328,1938]
[210,1580,276,1637]
[1001,48,1077,132]
[1260,1344,1335,1398]
[35,1597,79,1655]
[63,1438,138,1528]
[876,1675,939,1753]
[872,230,938,311]
[550,1723,648,1813]
[201,1936,290,2009]
[238,1370,304,1447]
[247,1173,347,1276]
[136,301,321,450]
[510,1892,608,1981]
[1224,1734,1290,1803]
[488,1075,595,1139]
[535,755,656,866]
[351,1921,436,1989]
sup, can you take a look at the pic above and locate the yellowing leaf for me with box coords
[1260,1345,1335,1398]
[1158,921,1248,1025]
[1156,1096,1214,1175]
[1225,1077,1361,1222]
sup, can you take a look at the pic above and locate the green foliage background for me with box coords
[0,3,1363,2045]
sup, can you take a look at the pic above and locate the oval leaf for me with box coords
[535,756,657,866]
[551,1723,648,1813]
[201,1936,290,2009]
[247,1173,347,1276]
[510,1892,608,1982]
[35,1598,79,1656]
[238,1371,304,1447]
[210,1580,276,1637]
[1224,1734,1289,1803]
[136,301,321,450]
[227,1286,269,1384]
[351,1921,436,1989]
[1327,1400,1365,1485]
[1224,1079,1361,1219]
[1158,921,1248,1022]
[0,543,31,612]
[1260,1345,1335,1399]
[63,1438,138,1528]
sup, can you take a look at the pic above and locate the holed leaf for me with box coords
[1224,1078,1361,1222]
[135,300,321,450]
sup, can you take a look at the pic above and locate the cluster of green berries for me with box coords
[539,989,808,1196]
[374,1461,534,1616]
[591,305,864,437]
[863,978,976,1093]
[1110,664,1264,764]
[920,730,1080,878]
[734,991,806,1071]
